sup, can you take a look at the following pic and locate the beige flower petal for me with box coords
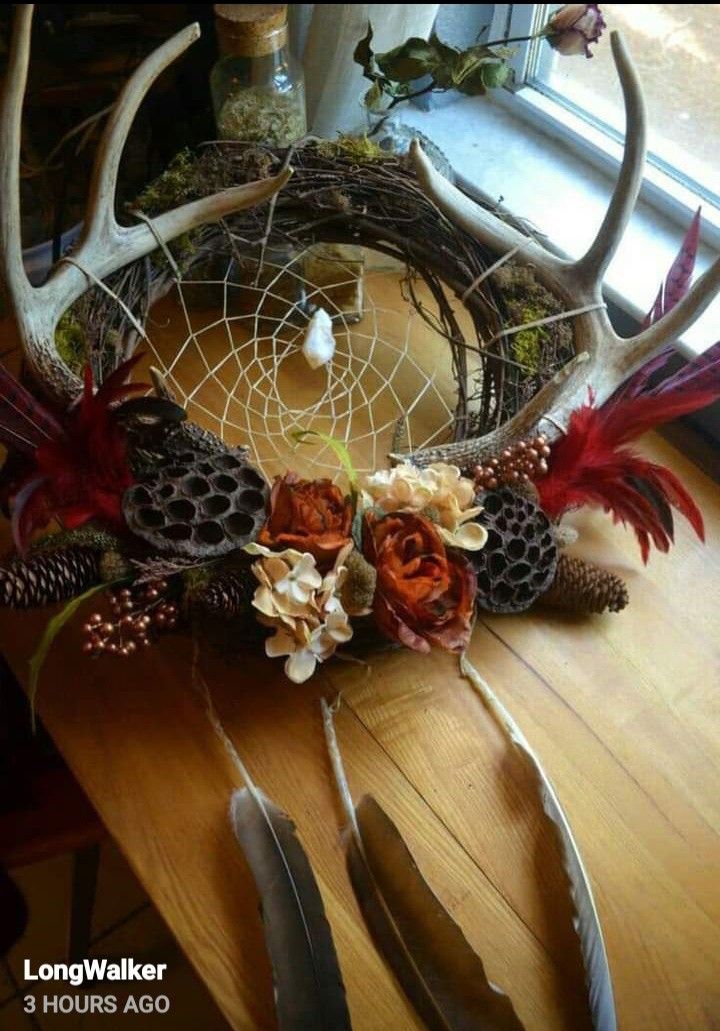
[265,627,296,659]
[285,648,318,684]
[439,522,488,551]
[263,555,292,585]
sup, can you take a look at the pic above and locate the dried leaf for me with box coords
[376,39,440,82]
[354,24,375,79]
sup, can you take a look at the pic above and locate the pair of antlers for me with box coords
[1,7,718,469]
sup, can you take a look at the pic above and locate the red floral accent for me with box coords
[363,511,476,653]
[11,357,145,552]
[537,388,713,563]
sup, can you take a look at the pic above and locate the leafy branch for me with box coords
[354,25,512,117]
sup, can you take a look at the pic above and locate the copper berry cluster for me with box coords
[81,580,178,658]
[473,435,551,490]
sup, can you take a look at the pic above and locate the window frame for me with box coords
[487,3,720,250]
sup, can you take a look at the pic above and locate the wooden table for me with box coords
[1,280,719,1030]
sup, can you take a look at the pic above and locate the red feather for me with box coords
[642,206,701,329]
[537,390,710,562]
[538,206,717,561]
[10,356,147,552]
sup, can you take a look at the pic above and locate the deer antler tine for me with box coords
[572,32,646,285]
[410,140,564,273]
[81,23,202,249]
[0,4,34,311]
[630,254,720,364]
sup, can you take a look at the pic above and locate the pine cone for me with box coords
[540,554,629,614]
[196,568,256,619]
[0,547,101,608]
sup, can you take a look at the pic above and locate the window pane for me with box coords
[537,4,720,200]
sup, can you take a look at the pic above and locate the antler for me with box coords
[0,5,290,404]
[400,31,720,469]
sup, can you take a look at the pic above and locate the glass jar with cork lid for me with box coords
[210,4,306,145]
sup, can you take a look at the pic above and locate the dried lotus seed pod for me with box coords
[470,488,558,614]
[122,448,269,558]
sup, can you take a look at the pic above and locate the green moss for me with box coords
[316,134,387,163]
[55,310,87,373]
[133,151,205,272]
[512,304,547,374]
[135,149,199,216]
[31,526,122,554]
[183,564,215,596]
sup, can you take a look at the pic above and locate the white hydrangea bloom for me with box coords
[248,542,354,683]
[361,462,488,550]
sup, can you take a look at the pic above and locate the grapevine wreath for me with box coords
[2,7,720,1030]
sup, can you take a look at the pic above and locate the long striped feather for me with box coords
[0,364,63,454]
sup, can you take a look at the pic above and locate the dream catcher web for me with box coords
[141,243,468,481]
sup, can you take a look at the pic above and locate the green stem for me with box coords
[367,82,438,137]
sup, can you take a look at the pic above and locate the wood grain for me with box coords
[0,276,718,1030]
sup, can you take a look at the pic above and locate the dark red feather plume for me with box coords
[541,208,720,561]
[537,389,713,562]
[9,356,147,552]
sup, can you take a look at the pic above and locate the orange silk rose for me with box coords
[257,472,352,568]
[363,511,476,653]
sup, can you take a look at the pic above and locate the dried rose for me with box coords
[544,4,605,57]
[257,473,352,570]
[363,511,476,654]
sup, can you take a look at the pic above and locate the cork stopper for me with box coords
[214,4,288,57]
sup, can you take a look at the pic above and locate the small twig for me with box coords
[485,302,607,348]
[253,141,301,286]
[58,256,152,346]
[461,244,523,302]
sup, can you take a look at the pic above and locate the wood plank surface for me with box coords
[1,274,719,1031]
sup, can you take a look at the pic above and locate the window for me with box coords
[403,3,719,360]
[488,4,720,239]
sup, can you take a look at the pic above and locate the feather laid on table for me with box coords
[230,788,352,1031]
[322,698,525,1031]
[193,664,351,1031]
[459,655,617,1031]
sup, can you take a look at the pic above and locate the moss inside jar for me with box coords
[210,4,306,145]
